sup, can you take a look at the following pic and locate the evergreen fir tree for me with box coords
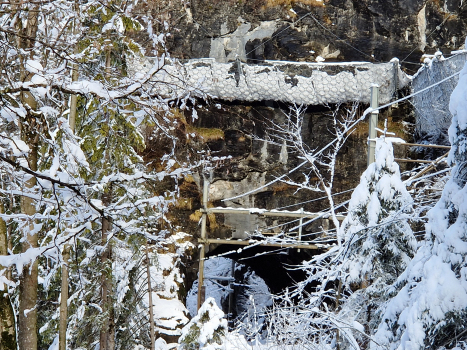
[179,298,228,350]
[373,59,467,350]
[340,137,417,340]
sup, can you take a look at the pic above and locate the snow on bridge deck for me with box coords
[136,58,410,105]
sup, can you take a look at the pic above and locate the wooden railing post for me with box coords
[368,85,379,166]
[297,208,303,252]
[197,176,209,310]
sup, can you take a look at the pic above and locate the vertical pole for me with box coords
[228,259,235,329]
[146,244,155,350]
[197,246,205,311]
[197,176,209,310]
[297,208,303,253]
[367,85,379,166]
[59,245,70,350]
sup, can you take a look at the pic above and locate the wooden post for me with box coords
[228,259,235,328]
[199,286,206,307]
[146,244,155,350]
[297,208,303,252]
[197,176,209,310]
[59,245,70,350]
[367,85,379,166]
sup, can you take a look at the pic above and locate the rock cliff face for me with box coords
[160,0,466,73]
[138,0,464,296]
[142,0,442,217]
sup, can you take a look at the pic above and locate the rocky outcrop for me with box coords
[137,0,440,236]
[137,0,460,294]
[153,0,467,73]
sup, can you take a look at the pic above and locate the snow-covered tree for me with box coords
[0,1,196,349]
[373,56,467,350]
[338,137,417,345]
[179,298,228,350]
[261,103,361,246]
[342,137,417,291]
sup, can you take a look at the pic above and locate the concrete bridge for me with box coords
[131,57,411,105]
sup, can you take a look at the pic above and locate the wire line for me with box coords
[306,12,379,62]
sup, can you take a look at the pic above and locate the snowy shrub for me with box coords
[179,298,227,350]
[372,52,467,350]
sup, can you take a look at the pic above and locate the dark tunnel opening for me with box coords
[206,244,320,294]
[192,243,331,331]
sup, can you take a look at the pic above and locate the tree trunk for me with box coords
[99,41,116,350]
[0,202,16,350]
[68,21,79,135]
[99,216,110,350]
[107,307,115,350]
[59,10,80,346]
[100,188,114,350]
[17,5,40,349]
[18,137,39,350]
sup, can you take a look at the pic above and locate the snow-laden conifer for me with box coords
[179,298,228,350]
[0,1,197,349]
[373,57,467,350]
[339,137,416,342]
[342,138,416,289]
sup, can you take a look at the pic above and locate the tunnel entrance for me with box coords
[207,244,316,294]
[185,242,328,332]
[192,177,345,323]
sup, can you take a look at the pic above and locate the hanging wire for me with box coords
[401,14,453,63]
[401,1,467,64]
[276,188,354,210]
[244,11,377,63]
[305,12,379,62]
